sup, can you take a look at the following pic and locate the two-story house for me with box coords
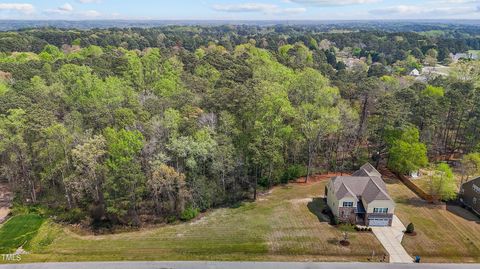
[325,163,395,227]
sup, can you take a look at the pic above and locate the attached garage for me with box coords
[368,218,390,227]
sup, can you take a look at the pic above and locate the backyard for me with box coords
[410,167,464,196]
[1,175,385,263]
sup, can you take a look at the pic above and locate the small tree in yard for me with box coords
[406,223,415,234]
[429,163,457,201]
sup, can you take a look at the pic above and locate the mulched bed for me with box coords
[404,231,417,236]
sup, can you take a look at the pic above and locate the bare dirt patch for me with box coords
[0,207,10,223]
[0,182,12,224]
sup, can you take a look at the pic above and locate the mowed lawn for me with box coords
[0,214,45,253]
[384,177,480,263]
[15,177,384,263]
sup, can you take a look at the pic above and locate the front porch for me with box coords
[354,200,366,225]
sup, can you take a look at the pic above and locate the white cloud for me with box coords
[59,3,74,12]
[44,3,101,18]
[283,7,307,14]
[285,0,381,6]
[372,5,420,14]
[45,3,75,15]
[81,10,101,17]
[212,2,306,15]
[0,3,35,14]
[432,0,479,3]
[213,3,277,12]
[77,0,102,3]
[370,4,480,17]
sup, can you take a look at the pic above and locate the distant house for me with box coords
[325,163,395,227]
[451,52,479,62]
[409,69,420,77]
[344,57,366,69]
[459,177,480,216]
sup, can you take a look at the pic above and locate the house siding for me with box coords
[326,182,339,216]
[460,178,480,216]
[365,199,395,214]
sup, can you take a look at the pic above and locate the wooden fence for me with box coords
[395,173,441,203]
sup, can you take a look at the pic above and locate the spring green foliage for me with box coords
[422,85,445,98]
[429,163,456,201]
[461,152,480,180]
[180,206,200,221]
[0,81,8,96]
[387,126,428,174]
[104,128,145,219]
[1,26,480,226]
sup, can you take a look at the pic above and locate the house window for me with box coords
[343,202,354,207]
[373,208,388,213]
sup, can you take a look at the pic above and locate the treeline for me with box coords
[0,26,479,226]
[2,26,480,62]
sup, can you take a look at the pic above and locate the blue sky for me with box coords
[0,0,479,20]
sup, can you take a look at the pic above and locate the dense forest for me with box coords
[0,25,479,227]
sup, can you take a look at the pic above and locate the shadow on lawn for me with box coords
[446,201,480,223]
[307,198,331,223]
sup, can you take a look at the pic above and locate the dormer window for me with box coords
[343,202,354,207]
[374,208,388,213]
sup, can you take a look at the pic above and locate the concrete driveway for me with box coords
[372,216,413,263]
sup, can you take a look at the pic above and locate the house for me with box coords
[451,52,480,62]
[459,177,480,216]
[325,163,395,227]
[409,68,420,77]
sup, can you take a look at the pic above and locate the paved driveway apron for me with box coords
[372,216,413,263]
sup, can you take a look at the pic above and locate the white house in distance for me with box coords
[325,163,395,227]
[409,68,420,77]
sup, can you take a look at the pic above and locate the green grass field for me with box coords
[0,214,45,253]
[384,177,480,263]
[3,177,385,263]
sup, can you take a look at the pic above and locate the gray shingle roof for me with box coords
[352,163,382,178]
[336,182,356,200]
[331,163,393,204]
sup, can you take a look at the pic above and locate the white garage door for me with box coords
[369,218,389,227]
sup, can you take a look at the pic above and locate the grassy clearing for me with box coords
[384,176,480,263]
[0,214,45,253]
[10,177,384,263]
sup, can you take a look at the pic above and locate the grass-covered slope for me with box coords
[0,214,44,253]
